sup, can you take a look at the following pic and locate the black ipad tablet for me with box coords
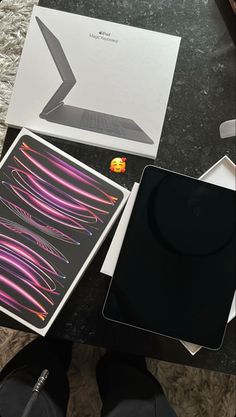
[103,166,236,349]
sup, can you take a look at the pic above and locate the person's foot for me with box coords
[96,351,147,401]
[98,351,147,371]
[96,351,178,417]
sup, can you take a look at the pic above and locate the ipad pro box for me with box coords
[0,129,129,335]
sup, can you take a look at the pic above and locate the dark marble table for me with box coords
[1,0,235,374]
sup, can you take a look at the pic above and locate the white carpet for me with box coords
[0,1,235,416]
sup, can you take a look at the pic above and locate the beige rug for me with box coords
[0,1,235,416]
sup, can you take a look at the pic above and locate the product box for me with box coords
[0,129,129,335]
[6,5,181,159]
[101,157,236,355]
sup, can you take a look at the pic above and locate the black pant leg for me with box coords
[0,336,72,417]
[97,353,177,417]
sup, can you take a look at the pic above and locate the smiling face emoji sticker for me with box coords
[110,157,127,173]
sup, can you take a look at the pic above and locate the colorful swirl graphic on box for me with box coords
[0,137,122,327]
